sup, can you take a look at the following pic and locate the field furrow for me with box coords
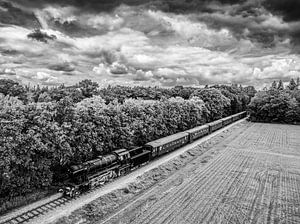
[137,149,237,224]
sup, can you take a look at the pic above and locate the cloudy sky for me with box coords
[0,0,300,88]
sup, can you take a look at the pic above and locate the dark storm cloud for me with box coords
[98,50,121,65]
[8,0,247,12]
[181,1,300,50]
[48,62,75,72]
[0,49,20,56]
[6,0,299,48]
[259,0,300,49]
[0,1,40,28]
[7,0,122,11]
[196,10,287,48]
[6,0,300,21]
[262,0,300,22]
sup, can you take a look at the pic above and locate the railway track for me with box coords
[0,174,132,224]
[0,197,70,224]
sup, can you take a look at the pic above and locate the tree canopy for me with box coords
[248,78,300,123]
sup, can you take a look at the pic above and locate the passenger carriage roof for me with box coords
[184,124,209,133]
[208,119,223,125]
[221,116,232,121]
[235,111,246,115]
[145,132,189,148]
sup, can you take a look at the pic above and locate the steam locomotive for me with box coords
[61,111,247,197]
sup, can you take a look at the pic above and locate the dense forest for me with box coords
[248,78,300,123]
[0,78,255,211]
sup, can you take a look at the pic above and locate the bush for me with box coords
[248,88,300,123]
[190,88,231,121]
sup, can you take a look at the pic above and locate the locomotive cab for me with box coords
[113,149,130,164]
[113,149,131,175]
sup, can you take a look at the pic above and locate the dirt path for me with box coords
[22,119,247,224]
[99,123,300,224]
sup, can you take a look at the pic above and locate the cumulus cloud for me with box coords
[93,64,110,76]
[33,71,59,85]
[0,68,16,75]
[109,62,129,75]
[252,56,300,81]
[133,70,154,81]
[93,62,130,76]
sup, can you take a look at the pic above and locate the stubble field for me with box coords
[102,123,300,224]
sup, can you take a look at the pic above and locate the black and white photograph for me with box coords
[0,0,299,223]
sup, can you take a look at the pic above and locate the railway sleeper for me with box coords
[15,217,23,222]
[10,220,18,224]
[31,210,39,215]
[21,214,29,220]
[27,213,35,217]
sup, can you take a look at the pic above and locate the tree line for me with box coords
[0,78,255,207]
[248,78,300,123]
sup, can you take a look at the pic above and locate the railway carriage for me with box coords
[221,116,233,126]
[239,111,247,119]
[208,120,223,132]
[232,113,239,121]
[185,125,210,143]
[232,111,247,121]
[145,132,189,158]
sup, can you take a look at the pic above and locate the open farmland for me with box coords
[102,123,300,224]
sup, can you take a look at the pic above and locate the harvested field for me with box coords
[101,123,300,224]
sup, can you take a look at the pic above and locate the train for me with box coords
[61,111,247,197]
